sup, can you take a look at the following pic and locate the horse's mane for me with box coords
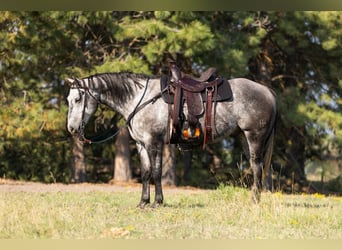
[81,72,154,104]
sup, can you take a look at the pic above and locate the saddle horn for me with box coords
[169,62,182,82]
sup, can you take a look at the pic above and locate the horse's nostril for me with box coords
[68,126,76,134]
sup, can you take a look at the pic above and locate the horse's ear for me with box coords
[65,78,74,86]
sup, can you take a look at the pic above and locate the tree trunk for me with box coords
[162,144,177,186]
[113,127,132,182]
[71,136,86,183]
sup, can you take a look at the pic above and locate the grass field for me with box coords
[0,184,341,239]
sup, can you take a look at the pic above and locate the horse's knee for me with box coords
[141,166,152,180]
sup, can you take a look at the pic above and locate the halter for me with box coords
[69,77,165,144]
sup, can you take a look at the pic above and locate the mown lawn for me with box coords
[0,185,341,239]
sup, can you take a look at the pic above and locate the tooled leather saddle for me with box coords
[161,62,232,149]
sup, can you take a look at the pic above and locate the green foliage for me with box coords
[0,94,70,182]
[115,12,215,65]
[95,56,151,75]
[248,27,267,46]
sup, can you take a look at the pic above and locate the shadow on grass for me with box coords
[283,202,332,209]
[163,202,206,209]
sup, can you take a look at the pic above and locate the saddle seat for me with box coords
[190,67,217,83]
[180,67,217,90]
[170,63,218,93]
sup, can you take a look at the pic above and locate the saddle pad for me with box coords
[160,75,233,104]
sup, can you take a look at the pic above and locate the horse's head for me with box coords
[66,78,99,140]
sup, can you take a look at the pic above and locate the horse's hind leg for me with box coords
[244,130,266,203]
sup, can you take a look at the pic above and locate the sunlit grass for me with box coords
[0,186,341,239]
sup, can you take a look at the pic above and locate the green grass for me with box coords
[0,185,341,239]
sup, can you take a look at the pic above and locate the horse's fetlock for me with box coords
[137,200,150,209]
[151,200,163,209]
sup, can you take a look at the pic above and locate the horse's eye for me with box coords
[75,92,84,103]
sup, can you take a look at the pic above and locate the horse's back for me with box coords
[229,78,275,100]
[227,78,276,131]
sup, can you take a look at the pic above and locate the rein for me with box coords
[73,77,166,145]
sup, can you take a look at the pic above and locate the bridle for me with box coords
[69,78,100,143]
[68,77,166,144]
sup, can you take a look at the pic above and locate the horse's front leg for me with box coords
[137,143,151,209]
[151,142,164,208]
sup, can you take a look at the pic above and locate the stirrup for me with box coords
[182,126,201,140]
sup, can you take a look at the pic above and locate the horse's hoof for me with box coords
[137,201,149,209]
[151,201,163,209]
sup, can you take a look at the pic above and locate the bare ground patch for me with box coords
[0,178,206,194]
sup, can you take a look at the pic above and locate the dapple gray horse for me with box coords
[66,72,277,208]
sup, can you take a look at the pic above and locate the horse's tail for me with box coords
[263,111,276,191]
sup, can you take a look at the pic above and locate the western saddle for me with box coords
[161,62,232,149]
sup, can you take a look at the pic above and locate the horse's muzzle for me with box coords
[68,126,91,143]
[68,125,84,137]
[68,126,78,135]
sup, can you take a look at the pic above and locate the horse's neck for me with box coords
[99,78,154,120]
